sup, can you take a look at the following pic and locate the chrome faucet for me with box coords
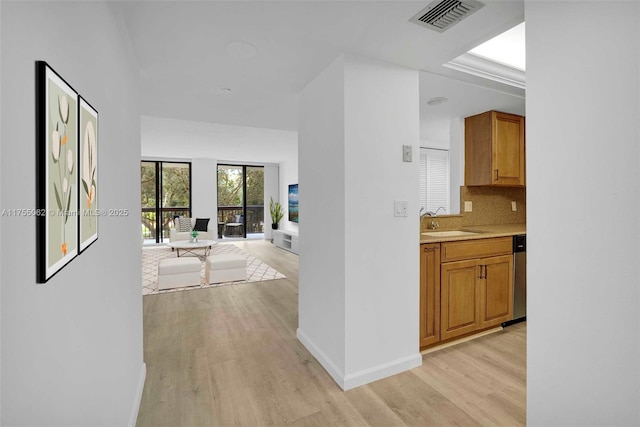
[420,206,446,218]
[430,207,446,216]
[429,220,439,230]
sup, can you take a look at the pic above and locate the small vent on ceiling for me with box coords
[409,0,484,33]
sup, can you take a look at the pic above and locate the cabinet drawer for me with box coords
[441,237,512,263]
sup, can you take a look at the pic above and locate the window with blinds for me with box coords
[419,148,450,215]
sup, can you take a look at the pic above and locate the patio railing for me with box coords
[142,205,264,241]
[217,205,264,236]
[141,207,190,242]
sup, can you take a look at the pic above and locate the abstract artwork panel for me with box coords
[36,61,79,283]
[79,96,98,252]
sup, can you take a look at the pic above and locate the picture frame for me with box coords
[78,96,98,252]
[36,61,79,283]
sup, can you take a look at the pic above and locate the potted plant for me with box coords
[269,197,284,230]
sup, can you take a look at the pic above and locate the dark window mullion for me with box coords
[156,162,161,243]
[242,165,247,238]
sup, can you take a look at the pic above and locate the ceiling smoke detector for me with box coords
[409,0,484,33]
[427,97,448,106]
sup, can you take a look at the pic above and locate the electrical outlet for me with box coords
[511,201,517,211]
[464,201,473,212]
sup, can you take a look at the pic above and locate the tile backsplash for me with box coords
[421,186,526,231]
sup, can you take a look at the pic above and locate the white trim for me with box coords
[296,328,346,389]
[128,363,147,427]
[342,353,422,391]
[444,52,526,89]
[297,328,422,391]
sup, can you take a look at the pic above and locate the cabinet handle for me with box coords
[494,169,499,180]
[479,265,487,279]
[478,265,483,279]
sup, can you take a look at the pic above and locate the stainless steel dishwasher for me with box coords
[503,234,526,326]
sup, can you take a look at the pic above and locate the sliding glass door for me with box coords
[217,164,264,238]
[141,161,191,243]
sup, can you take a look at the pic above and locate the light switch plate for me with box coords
[511,201,517,211]
[394,200,408,217]
[402,145,412,162]
[464,201,473,212]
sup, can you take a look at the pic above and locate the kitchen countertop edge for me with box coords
[420,223,526,244]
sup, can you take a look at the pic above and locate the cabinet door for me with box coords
[420,244,441,348]
[273,231,283,246]
[493,112,525,186]
[441,259,481,341]
[479,254,513,328]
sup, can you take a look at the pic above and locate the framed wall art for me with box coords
[36,61,79,283]
[78,96,98,252]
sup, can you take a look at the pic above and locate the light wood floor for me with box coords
[137,240,526,426]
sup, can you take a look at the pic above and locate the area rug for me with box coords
[142,243,286,295]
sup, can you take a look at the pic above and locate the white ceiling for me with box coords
[140,116,297,164]
[113,1,525,161]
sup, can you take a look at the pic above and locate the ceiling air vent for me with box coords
[409,0,484,33]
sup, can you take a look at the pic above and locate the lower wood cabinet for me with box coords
[480,254,513,329]
[441,259,481,341]
[419,244,440,347]
[420,237,514,349]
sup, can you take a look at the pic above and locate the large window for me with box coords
[217,165,264,238]
[419,148,450,215]
[141,161,191,243]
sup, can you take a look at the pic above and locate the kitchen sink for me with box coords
[421,230,480,237]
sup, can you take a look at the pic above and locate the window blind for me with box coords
[419,148,450,215]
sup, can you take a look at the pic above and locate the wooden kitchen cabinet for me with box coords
[439,237,514,342]
[441,259,481,341]
[479,254,513,329]
[465,110,525,187]
[420,244,441,347]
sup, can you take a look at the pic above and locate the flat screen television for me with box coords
[288,184,299,223]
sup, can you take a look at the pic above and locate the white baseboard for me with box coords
[297,328,422,391]
[342,352,422,390]
[128,362,147,427]
[296,328,346,388]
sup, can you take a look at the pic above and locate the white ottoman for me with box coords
[205,254,246,284]
[157,257,201,290]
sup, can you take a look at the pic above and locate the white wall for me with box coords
[264,164,279,240]
[449,117,464,214]
[297,54,421,390]
[1,2,145,425]
[191,158,218,231]
[0,1,3,419]
[342,55,421,386]
[526,2,640,425]
[297,54,347,380]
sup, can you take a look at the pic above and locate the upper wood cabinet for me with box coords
[465,111,525,187]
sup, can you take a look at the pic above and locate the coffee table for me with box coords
[166,240,217,258]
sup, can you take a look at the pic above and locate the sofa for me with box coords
[169,217,215,242]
